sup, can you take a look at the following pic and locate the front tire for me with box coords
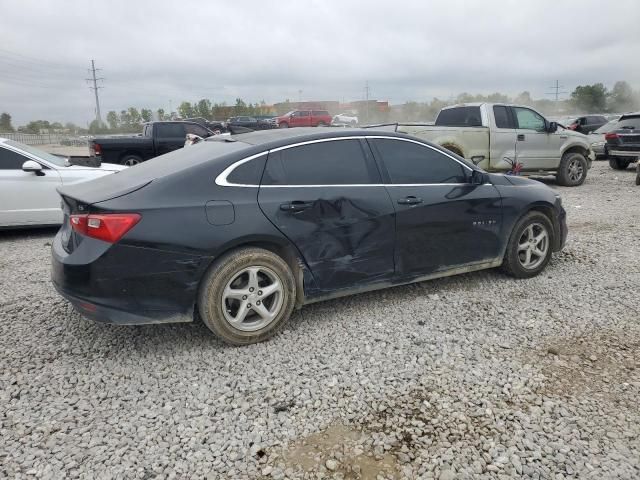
[279,122,289,128]
[609,157,631,170]
[556,152,587,186]
[501,212,554,279]
[198,248,296,345]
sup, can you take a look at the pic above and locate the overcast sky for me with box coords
[1,0,639,126]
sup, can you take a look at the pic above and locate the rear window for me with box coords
[617,117,640,129]
[262,139,374,185]
[435,107,483,127]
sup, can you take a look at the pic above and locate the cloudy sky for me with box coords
[1,0,639,126]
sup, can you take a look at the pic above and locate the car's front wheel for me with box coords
[279,122,289,128]
[556,152,587,186]
[501,212,554,278]
[198,247,296,345]
[609,157,631,170]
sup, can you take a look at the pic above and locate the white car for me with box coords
[332,113,358,126]
[0,138,126,228]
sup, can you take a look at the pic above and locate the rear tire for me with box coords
[609,157,630,170]
[120,154,142,166]
[198,247,296,346]
[556,152,587,186]
[501,212,554,279]
[636,164,640,186]
[317,122,327,127]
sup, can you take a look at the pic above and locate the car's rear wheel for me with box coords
[609,157,631,170]
[501,212,554,279]
[317,122,327,127]
[120,154,142,166]
[198,247,296,345]
[556,152,587,186]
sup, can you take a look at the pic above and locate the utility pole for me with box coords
[86,60,104,126]
[545,80,568,113]
[365,81,370,123]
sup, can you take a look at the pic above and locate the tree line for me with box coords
[1,81,638,134]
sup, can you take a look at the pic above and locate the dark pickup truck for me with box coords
[90,121,213,165]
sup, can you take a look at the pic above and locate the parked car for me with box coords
[588,119,620,159]
[227,116,276,130]
[332,113,359,126]
[399,103,595,186]
[90,121,214,166]
[605,113,640,171]
[52,127,566,345]
[566,115,608,134]
[276,110,332,128]
[0,138,125,228]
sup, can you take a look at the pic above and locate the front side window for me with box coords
[513,108,545,131]
[184,123,209,137]
[297,111,310,117]
[372,139,467,184]
[0,146,30,169]
[312,110,328,116]
[156,123,186,137]
[262,140,374,185]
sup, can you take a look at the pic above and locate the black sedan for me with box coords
[52,128,567,345]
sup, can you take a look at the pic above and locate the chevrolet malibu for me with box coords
[52,128,567,345]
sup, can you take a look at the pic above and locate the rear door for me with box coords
[154,123,187,155]
[257,138,396,292]
[511,106,561,170]
[293,111,311,127]
[0,145,62,226]
[489,105,517,169]
[369,137,503,277]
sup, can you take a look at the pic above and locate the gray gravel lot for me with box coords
[1,162,639,479]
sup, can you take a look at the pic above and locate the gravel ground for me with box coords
[1,162,639,479]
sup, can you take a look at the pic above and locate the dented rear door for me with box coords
[257,138,395,292]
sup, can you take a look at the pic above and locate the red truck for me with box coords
[276,110,332,128]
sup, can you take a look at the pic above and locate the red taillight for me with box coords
[567,124,577,130]
[69,213,141,243]
[93,143,102,156]
[605,133,619,140]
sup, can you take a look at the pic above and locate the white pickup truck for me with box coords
[397,103,595,186]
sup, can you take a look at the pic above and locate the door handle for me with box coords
[280,201,313,212]
[397,196,423,205]
[517,134,525,141]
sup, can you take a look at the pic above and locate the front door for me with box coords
[369,137,503,278]
[258,138,396,292]
[489,105,517,171]
[512,107,562,170]
[0,145,62,226]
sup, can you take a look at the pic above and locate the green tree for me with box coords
[178,101,194,119]
[233,98,247,116]
[157,108,165,121]
[24,120,51,133]
[128,107,142,126]
[571,83,608,112]
[0,112,14,132]
[196,99,212,119]
[141,108,152,123]
[106,111,119,130]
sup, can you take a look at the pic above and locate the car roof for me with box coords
[206,127,410,149]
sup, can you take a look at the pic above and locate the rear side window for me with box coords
[227,155,267,185]
[155,123,186,137]
[493,106,514,128]
[312,110,328,116]
[0,146,29,169]
[372,139,467,184]
[262,140,374,185]
[296,111,310,117]
[435,107,483,127]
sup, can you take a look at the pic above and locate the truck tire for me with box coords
[609,157,630,170]
[198,247,296,346]
[556,152,587,186]
[501,211,554,279]
[636,163,640,186]
[120,154,142,166]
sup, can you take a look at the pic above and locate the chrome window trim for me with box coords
[214,135,474,188]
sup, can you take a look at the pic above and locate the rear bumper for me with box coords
[51,229,209,325]
[609,149,640,158]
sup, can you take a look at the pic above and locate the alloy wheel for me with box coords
[517,223,549,270]
[567,158,584,183]
[221,266,284,331]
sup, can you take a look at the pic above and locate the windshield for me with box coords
[5,140,68,167]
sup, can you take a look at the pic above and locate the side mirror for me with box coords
[547,121,558,133]
[22,160,43,174]
[470,169,486,185]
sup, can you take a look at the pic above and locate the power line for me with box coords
[86,59,104,126]
[0,48,75,69]
[545,80,568,102]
